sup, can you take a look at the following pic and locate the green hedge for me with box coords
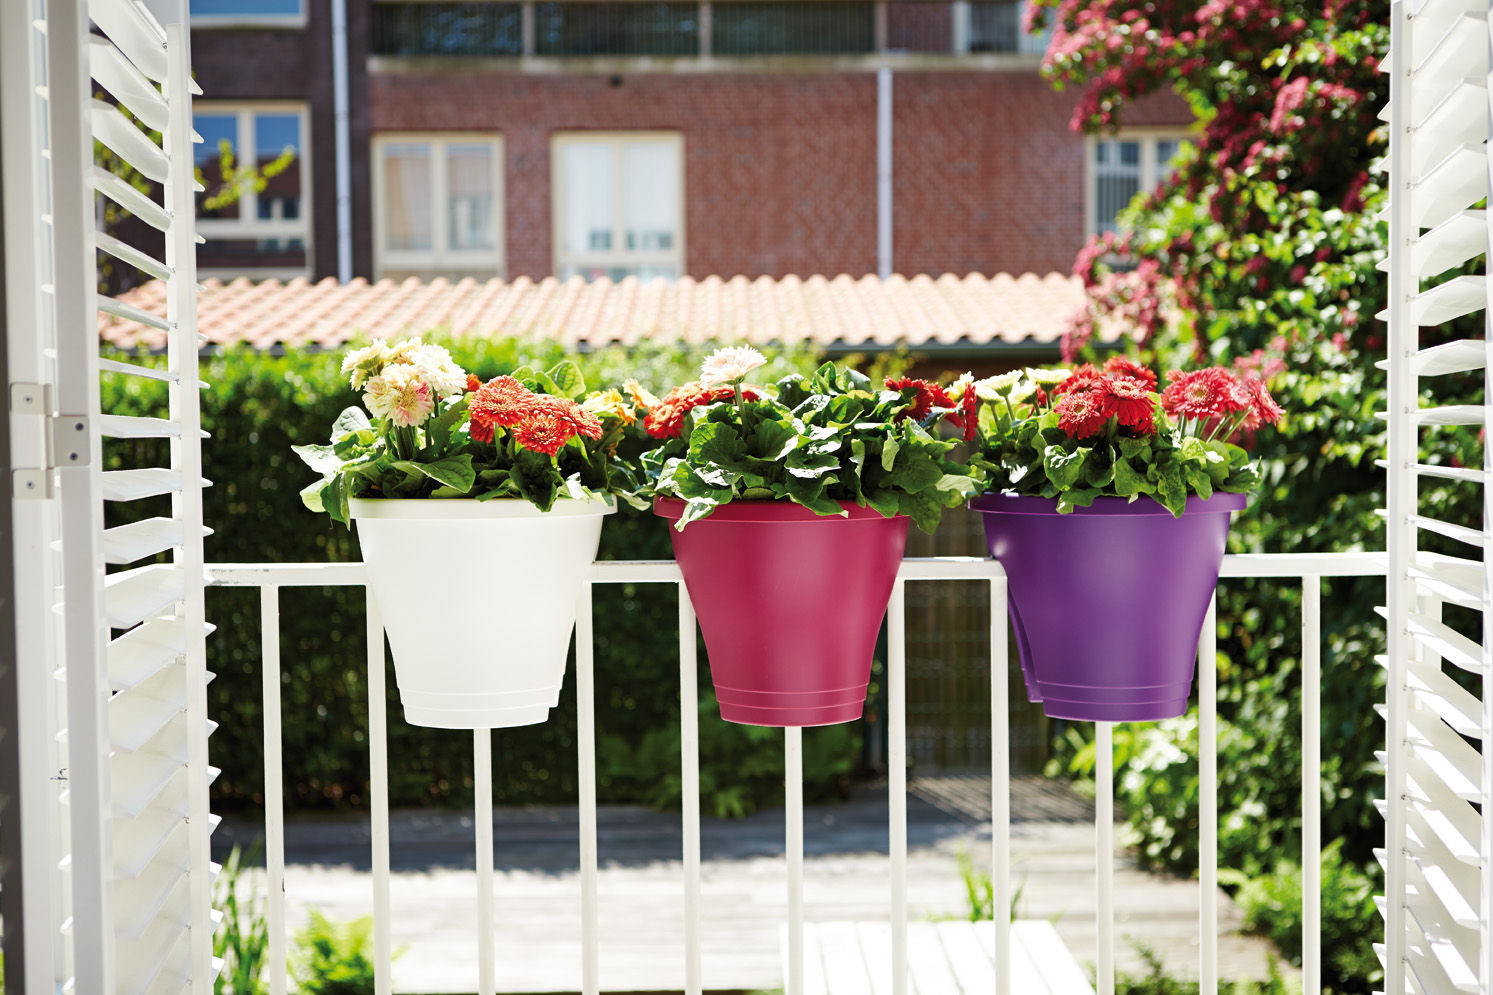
[103,338,861,815]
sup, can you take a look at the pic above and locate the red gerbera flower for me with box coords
[1103,356,1158,391]
[469,375,535,443]
[465,374,482,393]
[1054,387,1117,439]
[512,407,577,456]
[527,395,603,441]
[1098,376,1155,435]
[1161,368,1232,420]
[1241,376,1285,429]
[642,381,761,439]
[885,377,955,422]
[960,385,978,442]
[1055,364,1105,396]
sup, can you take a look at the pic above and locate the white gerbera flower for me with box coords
[973,370,1023,401]
[698,346,767,388]
[341,341,394,389]
[407,342,468,397]
[363,363,435,427]
[1025,367,1070,385]
[946,372,975,400]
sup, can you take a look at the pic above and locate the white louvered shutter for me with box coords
[2,0,219,992]
[1380,0,1493,991]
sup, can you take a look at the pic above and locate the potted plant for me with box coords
[294,338,644,730]
[636,348,982,727]
[968,356,1281,722]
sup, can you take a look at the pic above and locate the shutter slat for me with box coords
[109,753,183,821]
[98,358,181,384]
[1408,555,1486,610]
[103,564,184,629]
[1373,338,1486,376]
[107,617,189,691]
[86,0,168,83]
[1414,404,1485,426]
[109,662,186,752]
[1411,11,1487,83]
[1405,710,1481,801]
[1375,275,1485,325]
[113,810,184,880]
[88,35,169,131]
[96,231,170,283]
[100,415,183,439]
[92,167,171,232]
[1374,459,1486,484]
[1411,80,1487,174]
[102,518,187,565]
[1405,660,1483,737]
[117,919,190,995]
[114,852,189,940]
[90,99,168,183]
[1411,145,1487,229]
[103,468,182,501]
[1405,611,1483,672]
[1405,757,1481,862]
[98,294,172,332]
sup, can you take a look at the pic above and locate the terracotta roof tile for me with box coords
[97,272,1107,352]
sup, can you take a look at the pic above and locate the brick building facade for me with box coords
[183,1,1192,286]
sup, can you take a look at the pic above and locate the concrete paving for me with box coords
[214,776,1292,993]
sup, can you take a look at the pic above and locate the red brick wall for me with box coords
[369,68,1187,281]
[887,3,953,52]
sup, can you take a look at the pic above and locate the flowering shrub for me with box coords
[971,357,1281,516]
[293,338,644,522]
[637,348,982,532]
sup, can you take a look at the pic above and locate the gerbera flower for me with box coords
[406,342,468,397]
[532,395,604,441]
[1098,376,1156,434]
[465,374,482,393]
[623,378,660,410]
[1054,387,1116,439]
[699,346,767,388]
[974,370,1023,401]
[884,377,955,422]
[341,341,394,389]
[957,375,979,442]
[363,364,435,427]
[582,388,635,426]
[1241,376,1285,429]
[1103,355,1158,391]
[1025,367,1071,386]
[469,375,535,443]
[1055,364,1104,396]
[512,408,577,456]
[642,382,760,439]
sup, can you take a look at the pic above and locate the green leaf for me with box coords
[1113,459,1153,498]
[1055,486,1102,514]
[332,406,372,439]
[1043,446,1088,489]
[898,489,942,534]
[292,443,345,475]
[881,438,900,472]
[408,454,475,493]
[1155,463,1188,517]
[786,448,840,479]
[299,478,326,513]
[546,360,586,399]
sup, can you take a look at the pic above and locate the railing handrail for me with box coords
[206,549,1388,588]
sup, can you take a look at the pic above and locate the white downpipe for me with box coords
[331,0,353,282]
[876,67,893,279]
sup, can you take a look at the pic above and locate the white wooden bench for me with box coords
[781,920,1095,994]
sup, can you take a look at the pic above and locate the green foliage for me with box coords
[971,367,1262,516]
[954,849,1025,923]
[1115,946,1299,995]
[102,339,856,815]
[599,690,857,818]
[214,845,269,995]
[1222,841,1382,993]
[645,362,981,533]
[289,913,392,995]
[295,349,645,524]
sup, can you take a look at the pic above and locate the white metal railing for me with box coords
[208,550,1385,995]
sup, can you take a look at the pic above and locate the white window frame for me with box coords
[1084,129,1191,237]
[372,133,507,279]
[189,0,307,30]
[193,101,312,276]
[952,1,1048,56]
[551,131,686,281]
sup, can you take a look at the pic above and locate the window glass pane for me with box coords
[199,239,306,270]
[371,3,523,56]
[560,142,616,256]
[622,142,678,252]
[383,144,434,252]
[968,2,1019,53]
[254,113,302,227]
[194,113,240,222]
[1118,140,1140,167]
[1155,139,1184,181]
[191,0,301,16]
[1093,139,1142,234]
[535,2,699,56]
[713,2,874,55]
[447,144,495,251]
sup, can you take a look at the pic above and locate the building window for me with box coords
[190,0,304,27]
[535,3,700,56]
[372,3,523,57]
[962,1,1050,55]
[373,135,505,279]
[552,133,683,282]
[1088,133,1187,235]
[712,2,875,55]
[193,105,309,277]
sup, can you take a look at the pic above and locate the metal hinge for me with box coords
[10,382,90,499]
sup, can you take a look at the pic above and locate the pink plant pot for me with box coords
[654,498,909,727]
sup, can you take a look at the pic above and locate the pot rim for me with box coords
[349,495,616,520]
[652,496,906,524]
[968,490,1248,517]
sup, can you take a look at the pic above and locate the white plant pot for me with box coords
[349,497,613,729]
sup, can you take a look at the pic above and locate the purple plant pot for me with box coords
[970,491,1246,722]
[655,498,909,727]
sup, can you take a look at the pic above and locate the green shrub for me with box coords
[289,913,382,995]
[214,845,269,995]
[1116,946,1299,995]
[103,339,856,816]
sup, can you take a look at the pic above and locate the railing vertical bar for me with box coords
[1301,577,1322,994]
[990,572,1011,995]
[785,725,805,995]
[576,586,600,995]
[366,591,392,995]
[475,729,496,995]
[260,586,287,995]
[1096,720,1115,995]
[1199,593,1219,995]
[678,584,703,995]
[888,580,908,995]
